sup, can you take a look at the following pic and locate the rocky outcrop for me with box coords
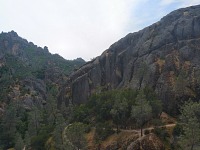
[127,133,165,150]
[60,5,200,114]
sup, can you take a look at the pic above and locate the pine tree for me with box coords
[131,90,152,136]
[44,93,57,125]
[24,131,31,149]
[14,133,24,150]
[0,102,17,149]
[179,100,200,150]
[53,112,67,150]
[28,106,42,137]
[110,94,128,133]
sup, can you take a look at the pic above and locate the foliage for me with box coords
[95,122,114,142]
[31,125,54,150]
[178,100,200,150]
[151,118,163,127]
[73,104,90,123]
[72,88,161,134]
[110,94,128,133]
[28,106,42,137]
[144,87,162,117]
[53,112,67,150]
[85,89,138,125]
[0,103,17,149]
[0,32,85,149]
[131,90,152,136]
[153,127,169,141]
[172,124,183,137]
[14,133,24,150]
[64,122,87,150]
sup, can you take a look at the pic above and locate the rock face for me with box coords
[127,133,165,150]
[60,5,200,114]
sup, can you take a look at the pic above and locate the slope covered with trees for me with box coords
[0,31,85,149]
[1,4,200,150]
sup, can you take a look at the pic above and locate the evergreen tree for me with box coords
[14,133,24,150]
[144,87,162,117]
[179,100,200,150]
[53,112,67,150]
[44,93,57,125]
[28,106,42,137]
[24,131,31,149]
[131,90,152,136]
[0,102,17,149]
[110,94,128,133]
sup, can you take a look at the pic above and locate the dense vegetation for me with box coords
[0,31,86,149]
[0,87,163,149]
[1,30,200,149]
[1,82,200,149]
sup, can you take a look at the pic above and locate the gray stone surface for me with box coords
[60,5,200,114]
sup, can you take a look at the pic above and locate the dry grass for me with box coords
[160,112,176,124]
[101,130,138,149]
[156,58,165,73]
[85,128,96,150]
[85,128,139,150]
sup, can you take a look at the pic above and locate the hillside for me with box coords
[0,31,85,110]
[60,5,200,115]
[1,4,200,150]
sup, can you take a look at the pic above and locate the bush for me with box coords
[95,123,114,142]
[172,124,183,137]
[84,124,91,133]
[31,125,53,150]
[151,119,163,126]
[153,127,169,141]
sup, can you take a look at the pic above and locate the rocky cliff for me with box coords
[60,5,200,114]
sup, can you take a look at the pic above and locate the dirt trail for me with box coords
[119,123,176,137]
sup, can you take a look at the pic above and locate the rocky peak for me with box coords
[59,5,200,115]
[0,31,85,109]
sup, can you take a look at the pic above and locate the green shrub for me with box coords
[151,118,163,126]
[95,123,114,142]
[153,127,169,141]
[172,124,183,137]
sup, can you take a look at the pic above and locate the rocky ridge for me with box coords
[60,5,200,114]
[0,31,85,109]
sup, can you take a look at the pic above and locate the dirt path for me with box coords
[119,123,176,137]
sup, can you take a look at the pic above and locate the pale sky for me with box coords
[1,0,200,61]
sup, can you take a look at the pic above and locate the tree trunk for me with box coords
[191,144,194,150]
[117,123,119,134]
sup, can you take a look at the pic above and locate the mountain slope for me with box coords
[60,5,200,115]
[0,31,85,109]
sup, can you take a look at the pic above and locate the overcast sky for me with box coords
[1,0,200,61]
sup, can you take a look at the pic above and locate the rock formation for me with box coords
[60,5,200,114]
